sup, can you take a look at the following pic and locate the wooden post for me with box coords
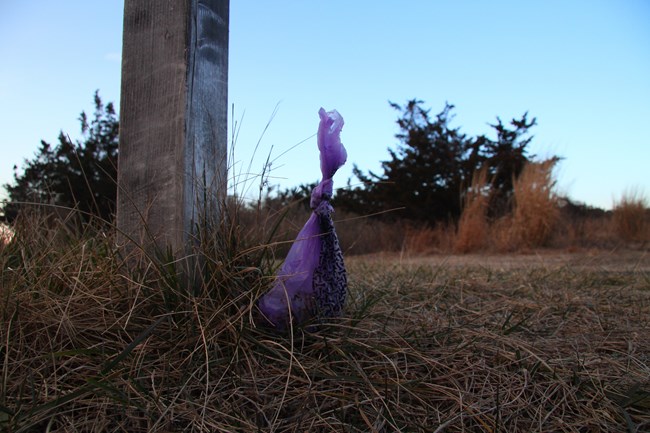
[116,0,229,265]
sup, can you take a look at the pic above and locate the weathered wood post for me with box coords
[116,1,229,272]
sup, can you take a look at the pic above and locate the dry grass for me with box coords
[336,214,406,255]
[549,206,613,251]
[2,209,649,432]
[502,159,560,251]
[235,196,407,257]
[613,189,649,243]
[449,159,562,254]
[243,158,644,257]
[403,224,456,255]
[454,167,490,253]
[0,224,14,245]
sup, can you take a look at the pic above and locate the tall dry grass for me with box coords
[241,156,647,257]
[399,223,455,255]
[454,166,489,253]
[1,207,270,432]
[612,189,649,243]
[335,212,406,254]
[255,164,644,257]
[494,158,560,251]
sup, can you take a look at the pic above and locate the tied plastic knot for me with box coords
[310,178,333,209]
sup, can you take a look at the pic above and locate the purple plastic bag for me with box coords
[258,108,348,329]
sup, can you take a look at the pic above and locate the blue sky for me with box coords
[1,1,649,210]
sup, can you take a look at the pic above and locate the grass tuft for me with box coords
[613,188,649,243]
[454,167,490,253]
[502,158,560,251]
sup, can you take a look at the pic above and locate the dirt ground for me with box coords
[350,247,650,272]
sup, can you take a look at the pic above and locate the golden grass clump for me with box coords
[454,166,489,253]
[612,188,649,243]
[505,158,560,250]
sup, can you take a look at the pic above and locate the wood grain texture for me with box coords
[116,0,229,259]
[184,0,229,244]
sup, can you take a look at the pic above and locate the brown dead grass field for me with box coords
[1,217,649,432]
[343,249,650,432]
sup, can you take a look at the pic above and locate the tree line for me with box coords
[274,99,544,225]
[2,92,118,224]
[1,93,548,226]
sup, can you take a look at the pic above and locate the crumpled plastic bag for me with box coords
[258,108,348,329]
